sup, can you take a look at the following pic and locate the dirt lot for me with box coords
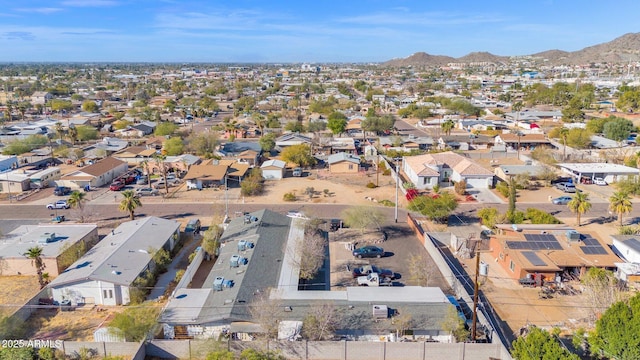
[0,276,40,317]
[26,307,122,341]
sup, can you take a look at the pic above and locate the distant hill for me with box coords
[382,32,640,67]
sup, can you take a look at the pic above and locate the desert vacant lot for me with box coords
[0,276,40,317]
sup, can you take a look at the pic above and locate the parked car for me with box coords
[352,265,395,279]
[46,200,69,210]
[594,177,607,186]
[292,167,302,177]
[120,173,136,184]
[136,176,148,185]
[552,196,573,205]
[53,186,71,196]
[352,245,385,259]
[135,187,159,196]
[154,180,178,189]
[109,181,125,191]
[555,182,576,193]
[185,218,202,234]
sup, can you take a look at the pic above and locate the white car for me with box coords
[46,200,70,209]
[136,187,159,196]
[594,178,607,186]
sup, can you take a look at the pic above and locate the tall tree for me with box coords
[441,119,455,136]
[588,292,640,360]
[67,125,78,145]
[154,154,170,195]
[610,191,633,226]
[559,127,569,161]
[567,190,591,227]
[67,190,87,222]
[119,190,142,220]
[281,144,316,167]
[511,326,579,360]
[24,247,46,289]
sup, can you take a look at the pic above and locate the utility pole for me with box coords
[471,243,480,341]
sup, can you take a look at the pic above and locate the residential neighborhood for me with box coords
[2,53,640,359]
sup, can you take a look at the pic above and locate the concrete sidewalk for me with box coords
[147,234,202,301]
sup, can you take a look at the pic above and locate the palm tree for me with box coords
[441,119,455,136]
[567,190,591,226]
[559,127,569,161]
[610,191,633,226]
[54,122,64,143]
[67,190,87,222]
[153,154,170,195]
[141,160,152,187]
[24,247,46,289]
[119,190,142,220]
[68,125,78,145]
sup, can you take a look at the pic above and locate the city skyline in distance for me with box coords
[1,0,640,63]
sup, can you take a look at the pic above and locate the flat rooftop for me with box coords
[0,223,97,259]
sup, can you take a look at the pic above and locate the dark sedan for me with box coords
[352,245,384,259]
[352,265,395,279]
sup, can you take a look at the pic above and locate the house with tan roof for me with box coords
[58,157,129,189]
[402,151,494,189]
[183,162,229,190]
[489,225,620,282]
[494,133,551,151]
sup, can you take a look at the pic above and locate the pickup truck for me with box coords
[554,182,576,193]
[357,272,393,286]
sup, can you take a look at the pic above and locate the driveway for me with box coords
[467,187,504,204]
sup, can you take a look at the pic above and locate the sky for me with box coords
[0,0,639,63]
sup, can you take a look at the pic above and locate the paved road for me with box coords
[0,201,632,225]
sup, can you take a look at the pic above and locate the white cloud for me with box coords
[60,0,119,7]
[15,7,63,14]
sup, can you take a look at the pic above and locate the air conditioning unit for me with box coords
[230,255,240,268]
[213,276,224,291]
[566,230,581,242]
[372,305,388,319]
[38,232,56,244]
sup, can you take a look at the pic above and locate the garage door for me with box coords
[466,177,490,188]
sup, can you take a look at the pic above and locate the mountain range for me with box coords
[382,33,640,67]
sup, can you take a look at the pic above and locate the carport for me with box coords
[558,163,639,184]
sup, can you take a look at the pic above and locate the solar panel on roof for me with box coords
[582,237,600,246]
[581,247,592,255]
[623,238,640,253]
[522,251,547,266]
[590,246,608,255]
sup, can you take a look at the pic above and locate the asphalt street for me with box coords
[0,201,628,226]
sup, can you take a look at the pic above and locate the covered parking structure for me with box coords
[558,163,639,184]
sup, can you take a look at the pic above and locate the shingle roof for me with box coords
[328,152,360,165]
[183,164,229,181]
[49,217,180,287]
[404,151,493,177]
[79,157,127,176]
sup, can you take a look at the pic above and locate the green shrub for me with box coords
[383,169,391,176]
[283,192,296,201]
[496,181,510,197]
[366,182,377,188]
[175,269,185,283]
[525,208,562,224]
[379,200,394,207]
[454,179,467,195]
[478,208,499,229]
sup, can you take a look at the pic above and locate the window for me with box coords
[348,164,353,170]
[509,260,515,272]
[103,290,113,299]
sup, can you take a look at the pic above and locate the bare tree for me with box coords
[391,308,413,339]
[341,206,385,234]
[440,306,469,342]
[407,253,434,286]
[581,268,624,320]
[302,302,341,340]
[288,230,326,281]
[248,289,283,340]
